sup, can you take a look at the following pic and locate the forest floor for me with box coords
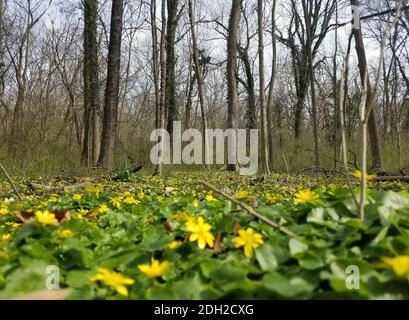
[0,172,408,299]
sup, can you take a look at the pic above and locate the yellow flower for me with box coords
[123,196,140,205]
[205,194,217,202]
[97,204,110,214]
[186,216,214,249]
[167,240,183,249]
[2,233,12,240]
[234,191,250,200]
[137,192,145,200]
[351,170,376,181]
[123,191,132,197]
[5,222,20,229]
[192,199,199,207]
[294,189,319,204]
[172,211,192,222]
[77,209,90,215]
[48,196,58,203]
[84,184,103,195]
[110,197,122,209]
[0,207,10,215]
[138,259,171,278]
[381,256,409,277]
[57,229,75,239]
[232,228,264,258]
[90,268,135,296]
[35,210,58,225]
[265,194,278,204]
[72,194,82,201]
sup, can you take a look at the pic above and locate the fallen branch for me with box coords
[0,163,24,201]
[203,181,295,237]
[373,176,409,182]
[294,166,345,176]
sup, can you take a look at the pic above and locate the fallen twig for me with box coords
[0,163,24,201]
[373,176,409,182]
[203,181,295,237]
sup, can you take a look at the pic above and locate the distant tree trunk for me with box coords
[98,0,124,169]
[238,46,257,130]
[151,0,160,129]
[165,0,179,136]
[0,0,4,100]
[184,70,195,129]
[188,0,209,170]
[226,0,241,172]
[154,0,167,176]
[332,3,339,169]
[350,0,383,171]
[258,0,270,174]
[302,0,320,167]
[267,0,277,169]
[82,0,100,167]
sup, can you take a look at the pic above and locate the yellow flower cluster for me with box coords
[351,170,376,181]
[91,259,171,296]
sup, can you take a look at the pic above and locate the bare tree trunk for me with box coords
[165,0,179,136]
[0,0,4,102]
[82,0,100,167]
[151,0,160,129]
[154,0,167,176]
[302,0,320,167]
[187,0,209,169]
[238,46,257,130]
[350,0,383,171]
[98,0,124,169]
[332,2,339,169]
[267,0,277,169]
[226,0,241,172]
[258,0,270,174]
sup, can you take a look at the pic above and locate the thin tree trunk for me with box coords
[267,0,277,169]
[350,0,383,171]
[188,0,209,170]
[150,0,160,129]
[154,0,167,176]
[258,0,270,174]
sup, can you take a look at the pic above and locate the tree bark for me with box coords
[165,0,179,136]
[98,0,124,169]
[82,0,100,167]
[267,0,277,169]
[258,0,270,174]
[302,0,320,167]
[350,0,383,171]
[226,0,241,172]
[154,0,167,176]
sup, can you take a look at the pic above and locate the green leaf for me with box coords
[255,243,278,271]
[289,238,308,256]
